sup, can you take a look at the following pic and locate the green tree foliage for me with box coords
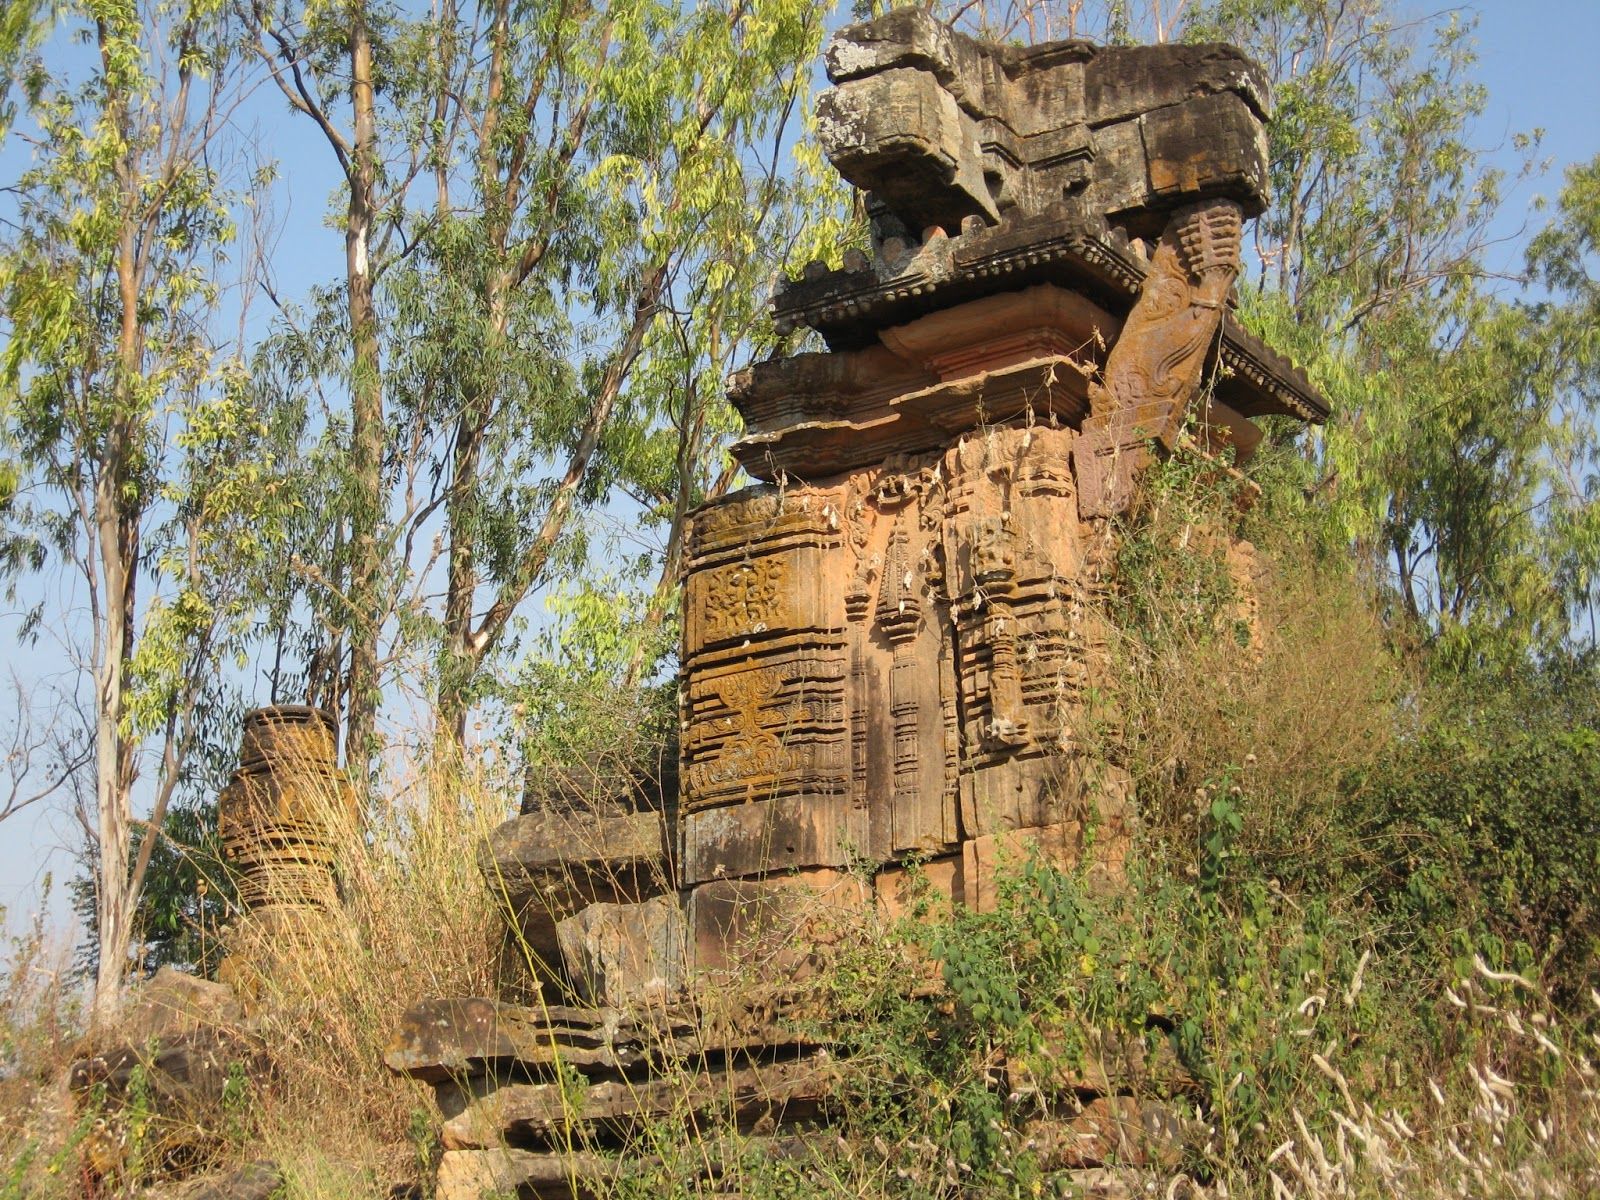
[1184,1,1600,666]
[70,797,236,980]
[1526,153,1600,640]
[0,0,283,1018]
[251,0,848,756]
[392,0,839,741]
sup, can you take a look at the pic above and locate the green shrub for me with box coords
[1353,724,1600,1000]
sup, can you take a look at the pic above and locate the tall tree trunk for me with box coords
[439,392,485,747]
[438,269,509,747]
[344,6,383,771]
[92,175,144,1024]
[436,0,509,750]
[91,478,135,1024]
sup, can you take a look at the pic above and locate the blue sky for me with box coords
[2,0,1598,944]
[1471,2,1600,274]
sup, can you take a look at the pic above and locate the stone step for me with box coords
[433,1134,820,1200]
[439,1052,840,1150]
[386,994,825,1086]
[434,1148,617,1200]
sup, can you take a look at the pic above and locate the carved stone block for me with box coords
[816,8,1269,249]
[818,66,997,231]
[1083,42,1270,130]
[556,895,686,1008]
[1140,92,1270,209]
[681,647,850,814]
[688,869,868,980]
[434,1149,617,1200]
[482,808,670,963]
[681,793,868,885]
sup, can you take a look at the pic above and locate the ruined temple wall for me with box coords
[679,411,1137,975]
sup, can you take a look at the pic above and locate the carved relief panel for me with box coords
[851,454,959,859]
[935,425,1104,836]
[682,489,851,852]
[681,418,1129,900]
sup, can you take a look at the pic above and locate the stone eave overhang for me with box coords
[772,208,1328,426]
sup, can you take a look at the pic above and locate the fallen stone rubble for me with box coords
[386,989,1204,1199]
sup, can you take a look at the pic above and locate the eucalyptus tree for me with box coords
[250,0,842,749]
[1187,1,1597,663]
[1523,154,1600,646]
[245,0,436,766]
[383,0,840,743]
[0,0,281,1019]
[1189,1,1512,329]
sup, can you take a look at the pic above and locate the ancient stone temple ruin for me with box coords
[388,12,1327,1196]
[683,7,1323,976]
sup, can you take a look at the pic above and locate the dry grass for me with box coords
[0,904,85,1199]
[1242,964,1600,1199]
[224,746,516,1197]
[1102,468,1408,885]
[0,464,1588,1199]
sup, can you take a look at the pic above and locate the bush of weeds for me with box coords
[1352,722,1600,1001]
[1102,444,1600,1002]
[766,835,1391,1194]
[687,837,1597,1198]
[1103,444,1404,896]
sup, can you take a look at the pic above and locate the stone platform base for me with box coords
[387,992,1197,1199]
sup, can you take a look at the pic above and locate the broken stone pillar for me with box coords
[679,9,1326,978]
[217,705,353,952]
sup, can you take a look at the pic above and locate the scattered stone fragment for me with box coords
[172,1160,283,1200]
[384,996,668,1083]
[482,807,672,964]
[434,1148,619,1200]
[67,981,269,1186]
[112,966,248,1045]
[556,894,686,1007]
